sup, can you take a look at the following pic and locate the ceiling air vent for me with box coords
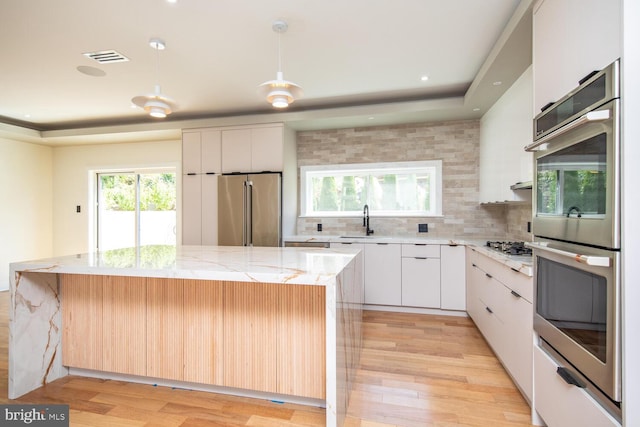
[83,50,129,64]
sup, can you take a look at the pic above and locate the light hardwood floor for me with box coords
[0,291,534,426]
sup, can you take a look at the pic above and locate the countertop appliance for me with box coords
[218,172,281,247]
[527,59,622,417]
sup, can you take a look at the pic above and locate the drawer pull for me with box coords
[415,257,427,260]
[187,172,197,176]
[485,273,493,279]
[414,243,427,246]
[510,290,521,298]
[341,242,353,245]
[485,306,493,314]
[556,367,586,388]
[377,243,389,245]
[472,263,477,268]
[511,267,519,272]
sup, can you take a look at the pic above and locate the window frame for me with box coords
[300,160,443,218]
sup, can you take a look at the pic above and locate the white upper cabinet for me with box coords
[479,66,533,203]
[533,0,621,113]
[182,129,222,175]
[221,125,284,174]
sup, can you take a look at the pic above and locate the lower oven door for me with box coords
[528,239,621,402]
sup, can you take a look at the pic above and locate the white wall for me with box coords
[622,0,639,424]
[52,140,181,256]
[0,137,53,290]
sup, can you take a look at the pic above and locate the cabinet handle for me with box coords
[472,263,477,268]
[510,290,522,299]
[376,243,389,245]
[205,172,216,175]
[341,242,353,245]
[556,367,586,388]
[187,172,197,176]
[448,243,458,247]
[414,257,427,260]
[414,243,427,246]
[485,306,493,314]
[511,267,519,273]
[485,273,493,279]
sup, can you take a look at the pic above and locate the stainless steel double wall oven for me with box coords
[526,59,621,410]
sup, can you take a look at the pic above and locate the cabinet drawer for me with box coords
[534,346,620,427]
[475,252,533,302]
[401,244,440,258]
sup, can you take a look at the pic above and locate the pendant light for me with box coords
[258,20,303,109]
[132,38,177,118]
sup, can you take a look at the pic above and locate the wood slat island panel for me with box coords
[182,279,224,385]
[102,276,147,376]
[61,274,103,371]
[146,278,184,381]
[61,276,326,399]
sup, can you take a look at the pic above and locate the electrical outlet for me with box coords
[418,223,428,233]
[76,205,81,213]
[527,221,531,233]
[317,223,323,232]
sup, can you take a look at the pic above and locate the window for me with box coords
[300,161,442,217]
[97,170,176,250]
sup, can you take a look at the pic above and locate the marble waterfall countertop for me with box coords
[11,245,361,285]
[284,235,533,276]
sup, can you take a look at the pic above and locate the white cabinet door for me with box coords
[533,0,622,113]
[182,132,202,175]
[221,127,284,173]
[503,288,533,402]
[182,174,202,245]
[401,257,440,308]
[251,127,283,172]
[364,243,401,305]
[221,129,252,173]
[534,346,621,427]
[440,245,466,310]
[201,174,218,245]
[201,130,222,174]
[479,66,533,203]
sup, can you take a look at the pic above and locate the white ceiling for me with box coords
[0,0,531,141]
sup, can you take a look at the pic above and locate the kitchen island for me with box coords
[9,245,363,427]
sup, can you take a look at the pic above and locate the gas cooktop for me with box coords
[486,241,533,256]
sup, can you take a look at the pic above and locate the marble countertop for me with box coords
[10,245,361,286]
[284,235,533,277]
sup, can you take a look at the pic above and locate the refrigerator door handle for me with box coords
[242,181,247,246]
[246,180,253,246]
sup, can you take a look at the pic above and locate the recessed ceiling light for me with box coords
[492,81,502,86]
[472,108,480,112]
[77,65,106,77]
[420,75,429,82]
[167,0,177,3]
[24,114,31,118]
[368,117,375,120]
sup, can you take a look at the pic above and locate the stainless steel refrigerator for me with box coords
[217,172,282,247]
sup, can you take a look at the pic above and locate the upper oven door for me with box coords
[532,99,620,249]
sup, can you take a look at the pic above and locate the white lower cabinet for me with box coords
[182,174,202,245]
[364,243,402,305]
[440,245,466,310]
[182,174,218,245]
[401,244,440,308]
[534,346,621,427]
[466,247,533,402]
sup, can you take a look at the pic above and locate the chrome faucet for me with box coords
[363,204,374,236]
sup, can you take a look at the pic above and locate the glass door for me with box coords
[97,170,176,251]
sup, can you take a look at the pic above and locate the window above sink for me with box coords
[300,161,443,218]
